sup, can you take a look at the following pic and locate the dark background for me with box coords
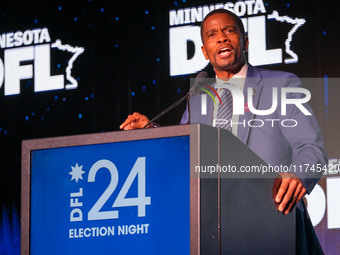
[0,0,339,254]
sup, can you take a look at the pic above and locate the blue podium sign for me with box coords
[29,136,190,254]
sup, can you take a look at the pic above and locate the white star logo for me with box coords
[69,163,85,183]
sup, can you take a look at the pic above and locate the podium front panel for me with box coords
[23,128,191,255]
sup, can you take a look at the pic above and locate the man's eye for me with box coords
[208,33,215,38]
[227,29,235,33]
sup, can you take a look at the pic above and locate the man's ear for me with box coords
[244,36,249,52]
[201,45,209,60]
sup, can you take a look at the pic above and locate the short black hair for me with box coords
[200,9,246,42]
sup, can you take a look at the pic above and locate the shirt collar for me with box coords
[215,63,248,90]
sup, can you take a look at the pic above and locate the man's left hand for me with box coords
[273,173,306,215]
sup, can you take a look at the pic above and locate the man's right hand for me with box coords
[120,112,151,130]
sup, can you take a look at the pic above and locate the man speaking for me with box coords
[120,9,327,254]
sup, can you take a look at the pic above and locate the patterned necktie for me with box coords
[216,89,233,131]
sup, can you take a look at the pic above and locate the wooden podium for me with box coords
[22,124,295,254]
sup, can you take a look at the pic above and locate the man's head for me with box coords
[200,9,249,78]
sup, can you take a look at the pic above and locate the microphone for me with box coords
[187,71,209,124]
[189,71,209,97]
[143,71,209,128]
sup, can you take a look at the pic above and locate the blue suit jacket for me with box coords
[181,64,327,254]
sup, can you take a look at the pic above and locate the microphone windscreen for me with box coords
[190,71,209,96]
[196,71,209,80]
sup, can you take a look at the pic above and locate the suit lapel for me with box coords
[237,65,263,145]
[189,89,214,125]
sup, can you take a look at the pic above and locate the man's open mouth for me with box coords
[218,47,233,57]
